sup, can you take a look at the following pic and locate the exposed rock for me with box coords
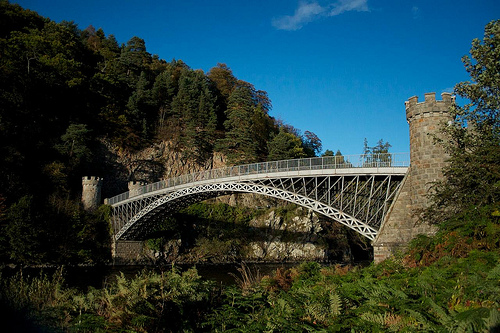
[247,207,326,261]
[249,241,326,261]
[102,139,227,187]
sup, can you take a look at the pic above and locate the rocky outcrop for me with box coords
[246,207,327,261]
[100,139,227,197]
[104,140,226,182]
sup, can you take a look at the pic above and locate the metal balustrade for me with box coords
[106,153,409,206]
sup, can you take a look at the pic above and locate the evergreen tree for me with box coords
[151,60,187,139]
[217,84,259,164]
[171,68,217,161]
[119,36,150,86]
[267,129,306,160]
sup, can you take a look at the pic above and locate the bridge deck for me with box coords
[106,154,409,206]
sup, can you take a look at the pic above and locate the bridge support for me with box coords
[112,240,151,265]
[373,92,454,262]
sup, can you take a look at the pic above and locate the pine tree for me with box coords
[217,84,259,164]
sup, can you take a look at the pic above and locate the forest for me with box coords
[0,1,334,265]
[0,1,499,331]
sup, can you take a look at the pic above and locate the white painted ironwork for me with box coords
[107,153,409,205]
[115,182,380,241]
[108,154,409,242]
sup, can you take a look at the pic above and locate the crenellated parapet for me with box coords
[128,180,148,198]
[82,176,103,186]
[405,92,455,122]
[82,176,103,210]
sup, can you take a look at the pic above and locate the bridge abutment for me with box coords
[112,240,151,265]
[111,181,151,264]
[373,92,454,262]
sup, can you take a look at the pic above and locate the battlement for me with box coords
[128,181,147,190]
[82,176,103,186]
[405,92,455,123]
[128,180,148,198]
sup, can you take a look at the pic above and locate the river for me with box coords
[1,262,316,290]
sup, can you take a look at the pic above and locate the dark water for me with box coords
[1,263,304,290]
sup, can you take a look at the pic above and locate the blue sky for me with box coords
[12,0,500,155]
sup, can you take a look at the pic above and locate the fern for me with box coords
[329,292,342,316]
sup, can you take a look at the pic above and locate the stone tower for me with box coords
[406,92,455,212]
[81,176,103,210]
[373,92,455,262]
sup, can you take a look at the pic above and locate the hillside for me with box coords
[0,1,342,265]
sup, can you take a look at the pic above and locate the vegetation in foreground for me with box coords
[0,208,498,332]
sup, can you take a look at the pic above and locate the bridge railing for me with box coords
[106,153,409,205]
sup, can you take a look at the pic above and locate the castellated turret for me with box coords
[373,92,455,263]
[82,176,103,211]
[128,181,147,198]
[405,92,455,212]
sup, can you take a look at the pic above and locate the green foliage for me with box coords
[6,195,44,264]
[205,250,500,332]
[322,149,334,156]
[363,138,392,166]
[0,266,218,332]
[427,20,500,222]
[146,201,257,263]
[0,267,74,330]
[405,204,500,267]
[267,129,306,160]
[55,123,93,164]
[216,83,261,163]
[302,130,322,157]
[0,2,323,265]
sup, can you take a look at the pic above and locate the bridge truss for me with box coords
[108,154,409,242]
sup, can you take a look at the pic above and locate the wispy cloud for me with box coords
[272,0,369,31]
[330,0,369,16]
[411,6,420,19]
[272,2,326,31]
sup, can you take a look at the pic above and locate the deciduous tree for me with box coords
[428,20,500,221]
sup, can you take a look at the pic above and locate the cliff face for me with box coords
[102,139,283,210]
[100,139,226,197]
[137,206,328,265]
[246,208,327,262]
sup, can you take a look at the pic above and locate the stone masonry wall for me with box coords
[113,240,151,265]
[373,92,454,262]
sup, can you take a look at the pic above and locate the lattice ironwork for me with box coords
[110,167,407,241]
[107,153,409,205]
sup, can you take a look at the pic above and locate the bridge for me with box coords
[88,92,454,263]
[106,153,409,242]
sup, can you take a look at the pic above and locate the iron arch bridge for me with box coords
[107,154,409,242]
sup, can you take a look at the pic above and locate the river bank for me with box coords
[1,260,367,290]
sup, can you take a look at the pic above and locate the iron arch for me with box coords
[114,181,378,241]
